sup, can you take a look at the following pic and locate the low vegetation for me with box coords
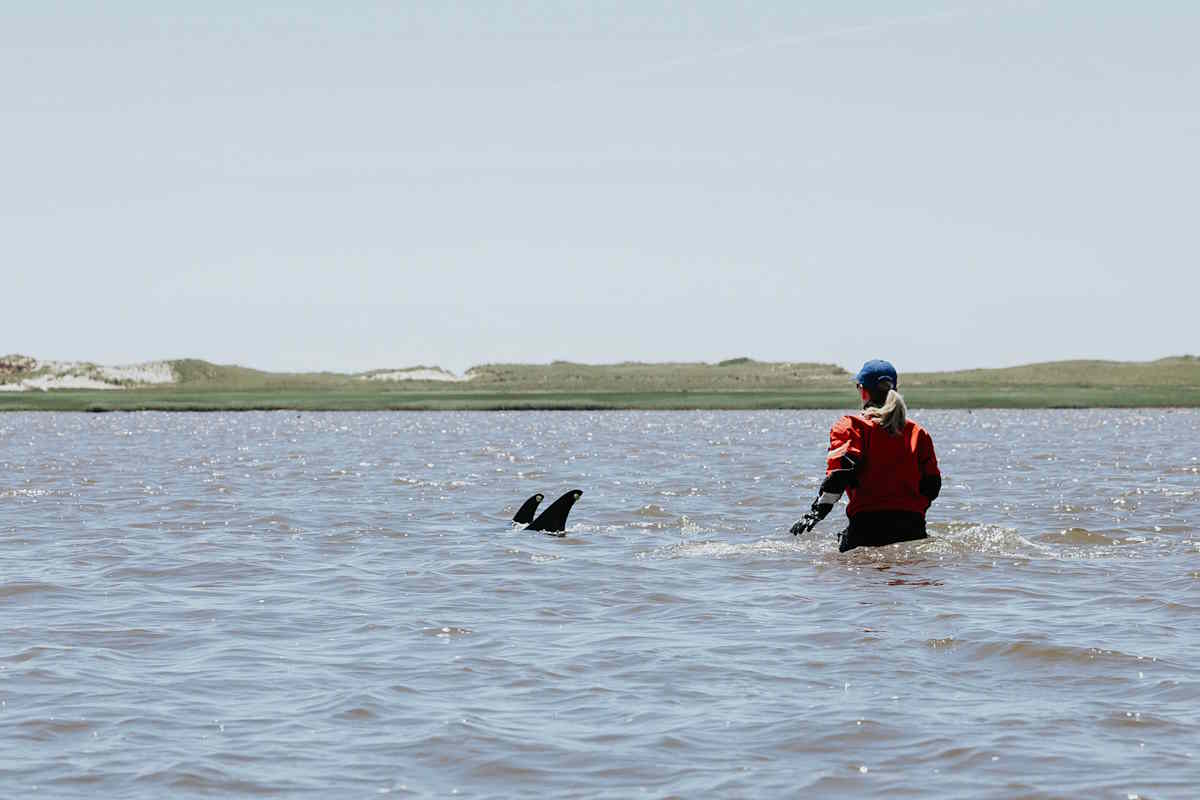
[1,356,1197,411]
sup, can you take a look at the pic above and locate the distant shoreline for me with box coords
[2,388,1199,412]
[2,355,1197,411]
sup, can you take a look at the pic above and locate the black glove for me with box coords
[791,457,856,536]
[790,511,818,535]
[790,498,834,535]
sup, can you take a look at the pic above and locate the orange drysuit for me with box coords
[822,414,941,518]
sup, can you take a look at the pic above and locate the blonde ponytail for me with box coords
[862,380,907,435]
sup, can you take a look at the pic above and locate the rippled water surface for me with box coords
[2,410,1198,798]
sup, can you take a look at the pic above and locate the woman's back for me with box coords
[832,414,938,517]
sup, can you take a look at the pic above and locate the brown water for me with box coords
[1,410,1197,798]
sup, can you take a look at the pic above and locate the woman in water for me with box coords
[791,359,941,552]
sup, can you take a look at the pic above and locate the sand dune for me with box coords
[360,367,468,382]
[0,358,177,392]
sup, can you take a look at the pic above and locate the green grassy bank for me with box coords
[2,356,1198,411]
[2,385,1197,412]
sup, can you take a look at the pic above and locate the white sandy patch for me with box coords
[362,368,467,382]
[22,375,121,391]
[97,361,175,384]
[0,359,177,391]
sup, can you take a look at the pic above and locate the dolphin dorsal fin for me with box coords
[513,493,544,524]
[526,489,583,533]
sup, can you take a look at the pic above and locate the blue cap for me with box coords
[855,359,898,391]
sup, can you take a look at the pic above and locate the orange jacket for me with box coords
[825,414,940,517]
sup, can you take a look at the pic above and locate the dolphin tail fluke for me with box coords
[526,489,583,533]
[513,493,544,525]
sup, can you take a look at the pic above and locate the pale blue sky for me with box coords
[4,2,1197,373]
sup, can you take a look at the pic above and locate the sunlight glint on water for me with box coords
[1,410,1197,797]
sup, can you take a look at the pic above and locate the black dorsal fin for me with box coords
[513,493,544,524]
[526,489,583,533]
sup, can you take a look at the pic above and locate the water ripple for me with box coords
[0,409,1197,798]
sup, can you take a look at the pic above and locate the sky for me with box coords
[3,1,1197,374]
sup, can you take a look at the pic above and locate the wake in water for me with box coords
[637,519,1167,563]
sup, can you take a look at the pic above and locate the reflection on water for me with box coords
[1,409,1197,798]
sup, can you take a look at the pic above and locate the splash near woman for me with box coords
[791,359,942,552]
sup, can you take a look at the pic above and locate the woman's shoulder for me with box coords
[831,413,872,434]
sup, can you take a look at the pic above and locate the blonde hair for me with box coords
[862,379,907,435]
